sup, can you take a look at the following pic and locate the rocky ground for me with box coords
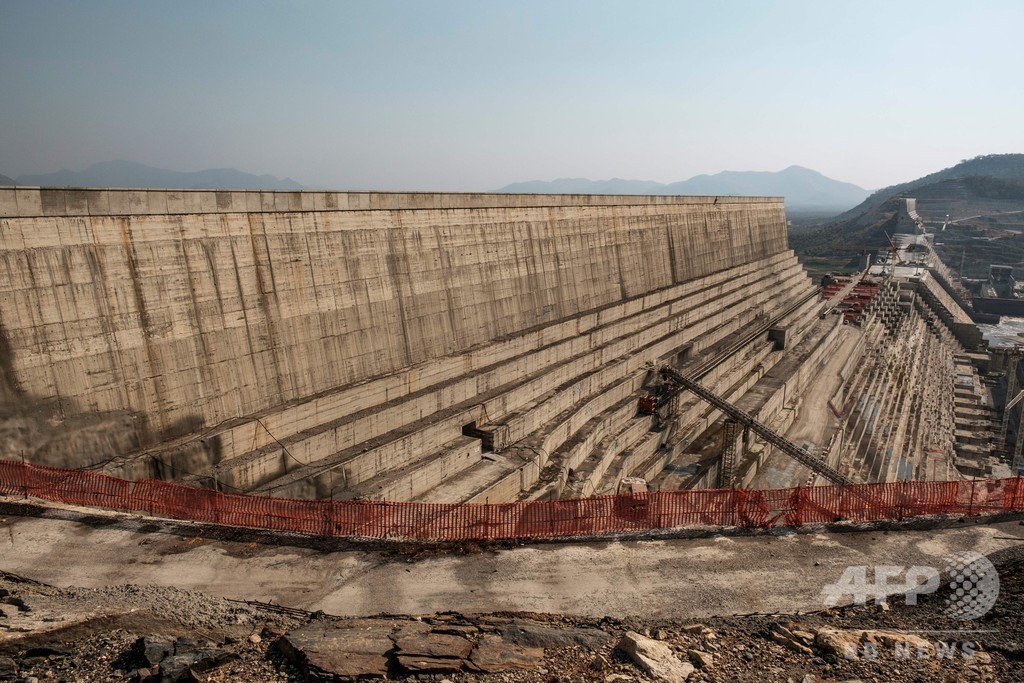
[2,539,1024,682]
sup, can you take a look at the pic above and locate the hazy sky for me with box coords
[1,0,1022,191]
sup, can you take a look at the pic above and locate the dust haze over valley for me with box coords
[3,2,1024,682]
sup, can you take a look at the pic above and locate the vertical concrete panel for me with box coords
[178,192,199,214]
[64,190,90,216]
[0,190,19,217]
[107,191,129,215]
[40,190,67,216]
[245,192,262,213]
[15,189,42,216]
[146,191,168,215]
[165,191,185,214]
[198,192,217,213]
[128,191,151,215]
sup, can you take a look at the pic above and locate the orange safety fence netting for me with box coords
[1,461,1022,542]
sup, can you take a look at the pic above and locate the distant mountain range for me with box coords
[497,166,870,212]
[4,161,306,190]
[2,161,874,212]
[498,178,669,195]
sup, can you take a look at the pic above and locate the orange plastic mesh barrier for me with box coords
[0,460,130,509]
[1,460,1022,541]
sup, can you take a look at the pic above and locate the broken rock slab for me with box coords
[130,636,174,668]
[393,626,473,674]
[470,634,545,673]
[814,629,934,658]
[394,628,473,660]
[156,648,238,682]
[617,631,694,683]
[121,635,237,682]
[275,619,398,679]
[770,625,814,655]
[688,649,714,670]
[497,619,611,649]
[395,654,465,674]
[276,616,557,678]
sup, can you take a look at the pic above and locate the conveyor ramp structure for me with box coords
[657,366,855,486]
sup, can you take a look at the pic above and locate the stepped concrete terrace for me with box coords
[1,185,867,502]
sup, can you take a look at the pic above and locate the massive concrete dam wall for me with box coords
[1,187,805,500]
[0,188,786,438]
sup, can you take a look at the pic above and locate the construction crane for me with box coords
[640,366,854,486]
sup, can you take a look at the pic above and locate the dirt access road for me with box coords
[2,498,1023,620]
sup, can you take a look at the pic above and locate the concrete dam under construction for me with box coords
[0,188,1003,507]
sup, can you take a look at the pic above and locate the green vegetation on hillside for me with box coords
[837,154,1024,220]
[790,156,1024,283]
[960,175,1024,201]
